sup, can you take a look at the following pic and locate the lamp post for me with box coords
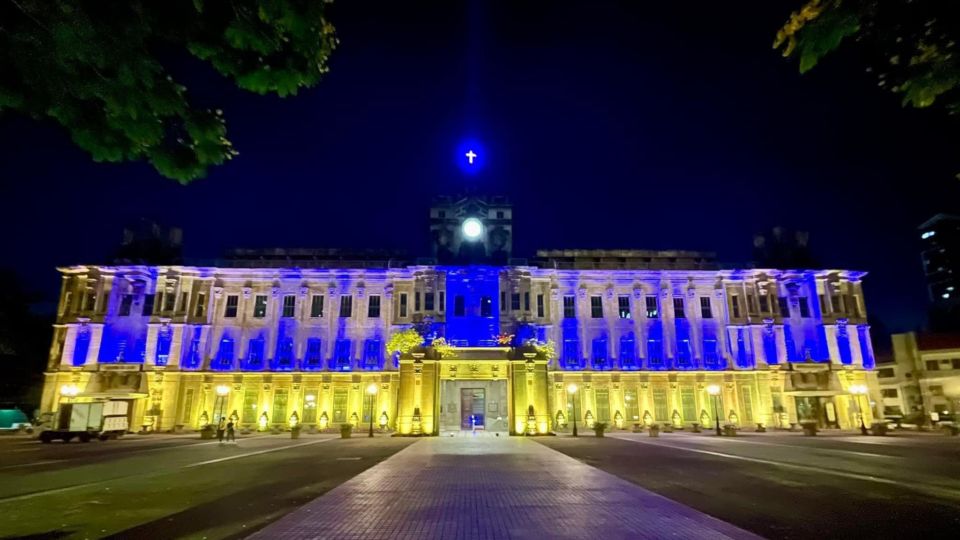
[707,384,722,436]
[850,384,869,435]
[215,385,230,424]
[367,383,378,438]
[567,383,579,437]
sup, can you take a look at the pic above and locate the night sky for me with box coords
[1,1,958,337]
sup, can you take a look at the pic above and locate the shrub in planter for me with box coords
[199,425,215,440]
[291,425,301,439]
[632,423,643,433]
[340,423,353,439]
[722,424,737,437]
[691,423,702,433]
[800,421,818,436]
[662,424,674,433]
[592,422,608,438]
[648,424,660,437]
[870,422,888,436]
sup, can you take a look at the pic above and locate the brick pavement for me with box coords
[250,434,760,539]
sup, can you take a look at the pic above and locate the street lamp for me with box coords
[707,384,722,436]
[849,384,869,435]
[366,383,378,438]
[215,385,229,424]
[567,383,579,437]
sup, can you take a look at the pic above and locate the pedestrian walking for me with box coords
[226,420,235,442]
[217,418,226,443]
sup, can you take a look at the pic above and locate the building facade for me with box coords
[879,332,960,423]
[40,198,880,434]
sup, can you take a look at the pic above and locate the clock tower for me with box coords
[429,195,513,264]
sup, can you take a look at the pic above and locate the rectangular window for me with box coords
[195,293,206,317]
[740,386,754,423]
[501,292,506,312]
[618,296,631,319]
[424,292,434,311]
[179,292,188,312]
[454,295,466,316]
[164,292,175,312]
[930,385,944,396]
[84,290,97,312]
[595,389,610,422]
[881,389,899,398]
[953,358,960,369]
[439,292,445,313]
[271,390,289,424]
[624,389,640,421]
[333,388,348,423]
[730,295,741,318]
[681,387,696,421]
[480,296,492,317]
[334,339,351,370]
[563,295,576,318]
[673,298,685,318]
[224,295,239,318]
[339,295,353,318]
[253,295,268,318]
[877,368,895,378]
[590,296,603,318]
[758,295,769,313]
[415,292,421,312]
[747,294,756,314]
[399,293,407,318]
[778,297,790,318]
[302,389,318,424]
[524,292,530,312]
[142,293,155,316]
[831,294,844,313]
[700,297,712,319]
[242,389,258,424]
[645,297,659,318]
[511,293,521,311]
[652,388,668,421]
[304,338,323,369]
[282,295,296,318]
[798,297,810,318]
[119,294,133,316]
[537,294,545,318]
[368,295,381,318]
[363,339,381,368]
[180,388,195,424]
[926,360,940,371]
[310,295,324,318]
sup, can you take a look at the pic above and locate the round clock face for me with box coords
[461,218,483,241]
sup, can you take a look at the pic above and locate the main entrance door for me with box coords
[461,388,485,429]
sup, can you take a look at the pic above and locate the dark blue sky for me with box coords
[1,1,957,335]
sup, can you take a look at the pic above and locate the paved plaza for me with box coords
[252,434,758,539]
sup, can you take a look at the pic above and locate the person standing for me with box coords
[217,418,226,443]
[226,420,236,442]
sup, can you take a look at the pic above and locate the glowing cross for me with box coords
[465,150,477,164]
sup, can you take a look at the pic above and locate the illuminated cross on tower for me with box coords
[465,150,477,164]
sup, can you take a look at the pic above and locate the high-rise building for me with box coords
[919,214,960,305]
[40,195,879,435]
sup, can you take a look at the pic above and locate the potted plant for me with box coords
[199,424,215,440]
[691,422,702,433]
[649,423,660,437]
[340,423,353,439]
[291,424,301,439]
[800,421,818,436]
[592,421,608,438]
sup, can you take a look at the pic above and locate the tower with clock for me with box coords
[429,194,513,264]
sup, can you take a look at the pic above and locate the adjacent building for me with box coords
[40,196,879,434]
[879,332,960,423]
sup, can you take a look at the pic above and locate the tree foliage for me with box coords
[0,0,337,182]
[386,328,424,357]
[775,1,960,115]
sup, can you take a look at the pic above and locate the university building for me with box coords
[40,195,879,434]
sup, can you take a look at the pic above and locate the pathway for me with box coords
[251,434,759,539]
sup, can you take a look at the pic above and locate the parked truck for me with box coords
[39,400,129,443]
